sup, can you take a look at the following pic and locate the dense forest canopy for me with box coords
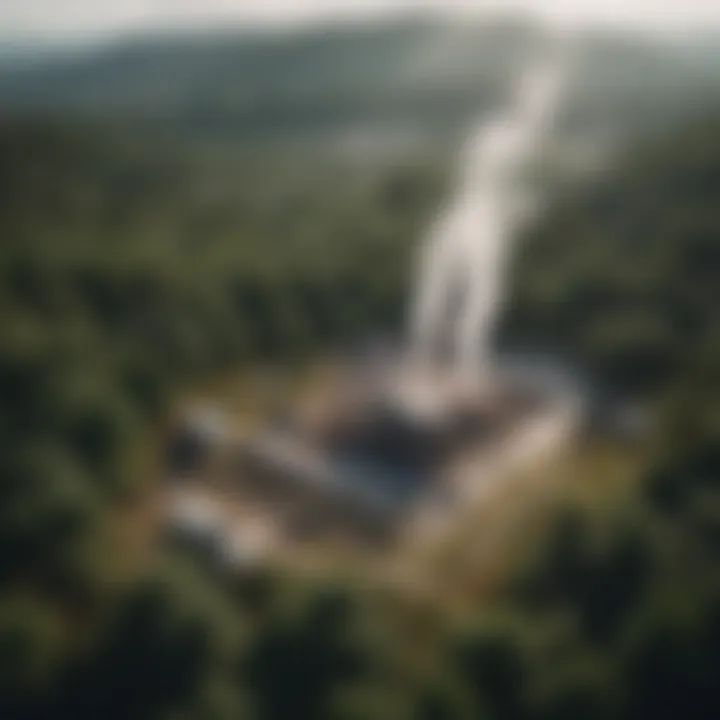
[502,120,720,398]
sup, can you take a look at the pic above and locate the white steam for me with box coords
[409,34,573,376]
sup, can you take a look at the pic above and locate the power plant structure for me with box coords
[164,32,581,559]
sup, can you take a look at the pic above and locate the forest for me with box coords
[0,18,719,720]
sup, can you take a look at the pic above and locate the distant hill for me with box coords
[1,19,718,146]
[0,20,531,140]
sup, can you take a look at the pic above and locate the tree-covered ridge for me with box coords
[1,20,718,143]
[0,20,527,139]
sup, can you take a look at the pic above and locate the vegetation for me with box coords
[503,120,720,399]
[0,117,452,717]
[0,21,719,719]
[1,21,719,143]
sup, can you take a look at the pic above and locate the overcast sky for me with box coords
[2,0,720,40]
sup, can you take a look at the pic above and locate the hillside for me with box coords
[1,20,718,146]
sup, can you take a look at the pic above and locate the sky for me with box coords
[2,0,720,40]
